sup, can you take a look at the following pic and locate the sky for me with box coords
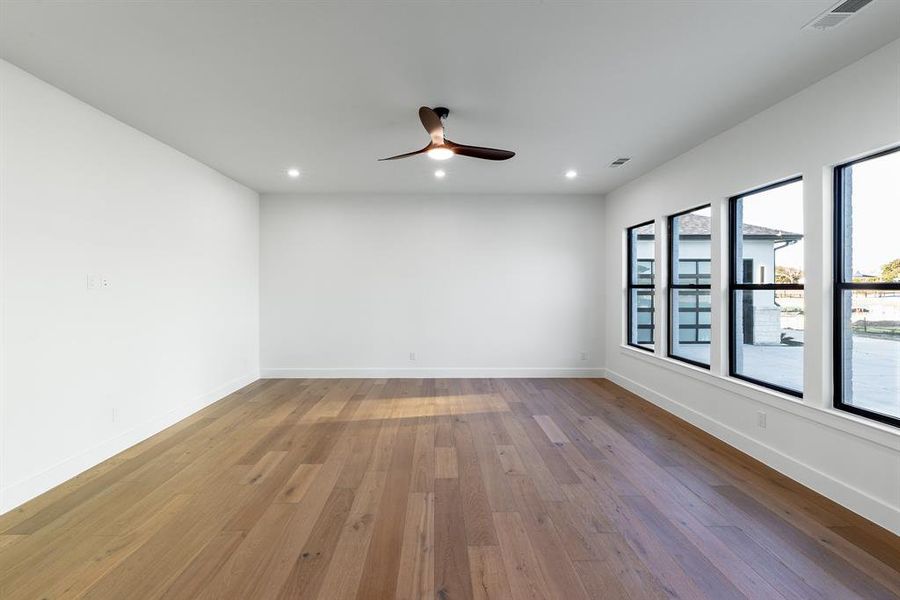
[848,150,899,276]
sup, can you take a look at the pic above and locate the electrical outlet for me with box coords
[409,352,416,361]
[100,276,111,289]
[757,411,767,429]
[580,352,588,361]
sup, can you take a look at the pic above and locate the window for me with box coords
[834,147,900,426]
[668,206,712,368]
[627,221,655,351]
[729,178,804,396]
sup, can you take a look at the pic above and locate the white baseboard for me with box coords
[605,368,900,536]
[0,372,259,514]
[260,367,607,379]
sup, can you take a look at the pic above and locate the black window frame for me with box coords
[728,176,804,397]
[667,205,712,369]
[627,220,656,352]
[833,145,900,428]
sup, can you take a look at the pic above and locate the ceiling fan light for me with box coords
[427,147,454,160]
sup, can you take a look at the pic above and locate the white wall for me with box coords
[0,60,260,512]
[604,40,900,534]
[260,193,605,378]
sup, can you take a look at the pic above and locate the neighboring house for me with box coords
[634,214,802,347]
[852,271,880,283]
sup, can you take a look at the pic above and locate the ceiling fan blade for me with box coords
[445,140,515,161]
[419,106,444,145]
[378,144,433,161]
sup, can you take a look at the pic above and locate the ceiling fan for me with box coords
[379,106,515,162]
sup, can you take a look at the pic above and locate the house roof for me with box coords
[636,214,801,239]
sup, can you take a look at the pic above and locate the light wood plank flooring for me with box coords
[1,378,898,599]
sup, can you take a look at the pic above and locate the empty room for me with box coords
[1,1,899,598]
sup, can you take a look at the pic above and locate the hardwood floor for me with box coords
[1,378,898,599]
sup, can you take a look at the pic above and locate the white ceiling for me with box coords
[2,1,899,195]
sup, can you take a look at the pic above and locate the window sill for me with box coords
[617,344,900,450]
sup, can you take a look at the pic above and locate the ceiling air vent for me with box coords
[804,0,876,30]
[609,157,631,168]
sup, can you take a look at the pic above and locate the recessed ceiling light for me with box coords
[427,147,454,161]
[434,169,446,179]
[565,170,577,179]
[287,168,300,178]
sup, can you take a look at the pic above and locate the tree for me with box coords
[775,266,802,284]
[881,258,900,282]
